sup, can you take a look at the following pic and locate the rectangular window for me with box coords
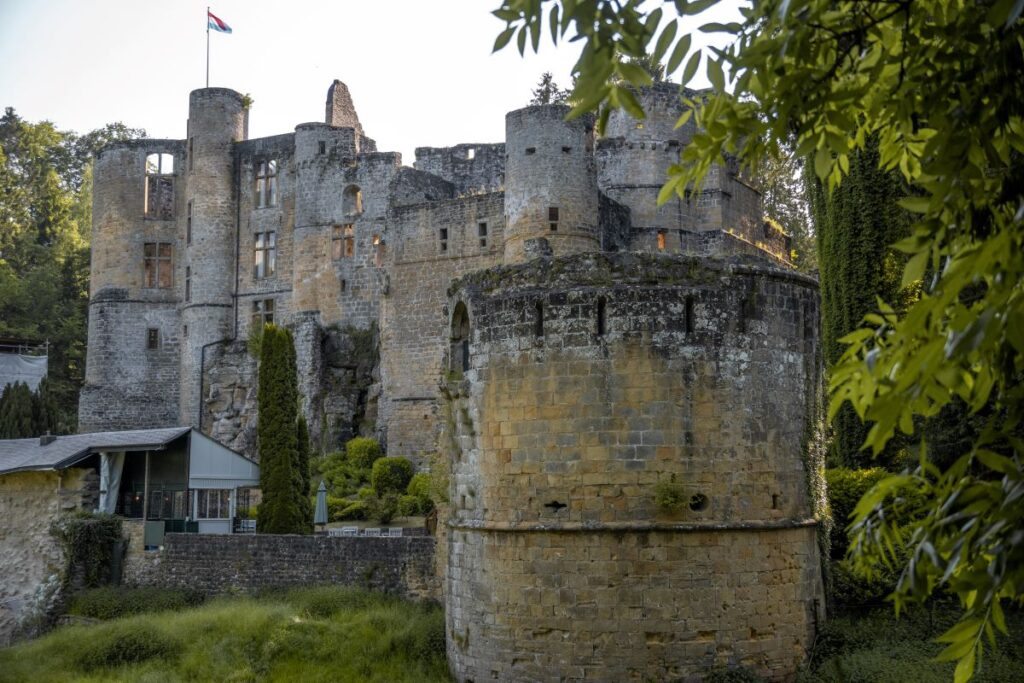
[256,159,278,208]
[146,328,159,350]
[253,231,276,279]
[143,242,173,288]
[185,266,191,302]
[144,153,174,220]
[373,235,383,267]
[251,299,275,328]
[318,141,326,155]
[440,228,448,252]
[186,201,193,245]
[657,231,666,251]
[196,489,231,519]
[478,221,488,248]
[332,224,355,260]
[549,206,559,231]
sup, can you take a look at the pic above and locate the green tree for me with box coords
[257,324,308,534]
[0,109,144,432]
[0,382,35,438]
[493,1,1024,679]
[809,139,914,467]
[296,415,313,527]
[529,71,570,105]
[760,140,815,272]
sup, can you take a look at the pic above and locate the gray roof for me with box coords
[0,427,191,475]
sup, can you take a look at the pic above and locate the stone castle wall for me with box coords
[123,532,438,601]
[443,254,825,681]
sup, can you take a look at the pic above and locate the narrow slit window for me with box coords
[440,228,448,253]
[185,266,191,302]
[373,235,384,267]
[685,295,695,335]
[549,206,559,232]
[146,328,160,350]
[657,231,667,251]
[478,221,488,248]
[319,141,326,155]
[596,296,606,336]
[188,138,194,172]
[186,201,193,245]
[534,301,544,337]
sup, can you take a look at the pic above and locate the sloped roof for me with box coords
[0,427,191,475]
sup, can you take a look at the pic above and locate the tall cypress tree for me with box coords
[256,324,307,534]
[0,382,36,438]
[809,139,913,467]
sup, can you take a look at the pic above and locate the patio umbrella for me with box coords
[314,480,328,527]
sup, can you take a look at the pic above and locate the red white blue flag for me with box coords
[208,11,232,34]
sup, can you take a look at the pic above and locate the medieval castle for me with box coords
[79,80,825,681]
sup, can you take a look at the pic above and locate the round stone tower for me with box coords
[179,88,247,427]
[79,140,184,431]
[443,253,826,682]
[503,105,599,262]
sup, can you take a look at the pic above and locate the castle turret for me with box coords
[78,140,184,431]
[503,105,599,262]
[179,88,247,427]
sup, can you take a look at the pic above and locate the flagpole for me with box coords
[206,6,210,88]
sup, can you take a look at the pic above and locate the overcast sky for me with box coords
[0,0,741,164]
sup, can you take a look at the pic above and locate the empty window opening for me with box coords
[332,224,355,259]
[144,153,174,220]
[339,279,346,292]
[689,493,709,512]
[685,295,695,335]
[596,296,607,336]
[343,184,363,215]
[525,147,536,155]
[253,231,277,279]
[450,302,471,374]
[256,159,278,208]
[373,234,384,267]
[585,125,595,153]
[561,146,572,154]
[146,328,160,350]
[772,494,780,510]
[466,148,475,160]
[251,299,275,329]
[657,231,667,251]
[186,201,193,245]
[185,266,191,302]
[549,206,559,232]
[439,228,449,253]
[534,301,544,337]
[318,141,326,155]
[543,500,567,512]
[188,138,194,171]
[183,325,188,338]
[478,222,488,248]
[143,242,173,288]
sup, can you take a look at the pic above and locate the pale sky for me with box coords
[0,0,741,164]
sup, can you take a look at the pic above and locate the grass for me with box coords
[799,603,1024,683]
[0,587,450,683]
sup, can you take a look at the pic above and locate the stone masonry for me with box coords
[79,78,819,681]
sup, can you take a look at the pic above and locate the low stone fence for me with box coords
[123,532,438,601]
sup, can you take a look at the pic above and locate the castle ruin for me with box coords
[80,80,825,681]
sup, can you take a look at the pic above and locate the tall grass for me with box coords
[0,587,449,682]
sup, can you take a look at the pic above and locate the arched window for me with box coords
[343,185,363,215]
[450,302,470,375]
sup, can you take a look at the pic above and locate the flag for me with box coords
[208,11,232,34]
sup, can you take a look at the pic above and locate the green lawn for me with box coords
[0,587,449,683]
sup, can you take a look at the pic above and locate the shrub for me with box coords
[357,486,376,500]
[69,587,205,620]
[830,558,901,606]
[653,477,687,514]
[50,512,123,588]
[406,473,432,499]
[704,666,768,682]
[75,622,180,670]
[333,500,369,521]
[367,493,400,524]
[371,457,414,495]
[326,496,351,521]
[397,495,423,517]
[346,437,383,470]
[824,468,889,559]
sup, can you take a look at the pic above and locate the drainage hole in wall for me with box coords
[689,493,709,512]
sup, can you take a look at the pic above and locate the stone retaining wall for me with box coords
[123,532,438,601]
